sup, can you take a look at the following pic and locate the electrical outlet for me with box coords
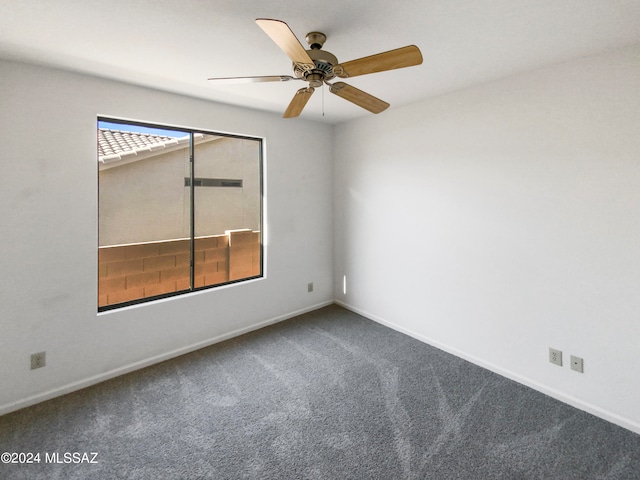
[308,282,314,293]
[570,355,584,373]
[549,348,562,366]
[31,352,46,370]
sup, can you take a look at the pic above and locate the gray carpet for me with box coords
[1,304,639,479]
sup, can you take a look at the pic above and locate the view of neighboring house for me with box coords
[97,126,262,308]
[98,127,261,246]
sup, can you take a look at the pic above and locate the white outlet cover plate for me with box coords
[570,355,584,373]
[549,348,562,366]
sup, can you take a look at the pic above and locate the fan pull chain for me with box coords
[322,84,325,117]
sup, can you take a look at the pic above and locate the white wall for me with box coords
[0,60,334,413]
[334,43,640,433]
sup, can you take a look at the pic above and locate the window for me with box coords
[98,119,263,310]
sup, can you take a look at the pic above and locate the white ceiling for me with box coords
[2,0,639,124]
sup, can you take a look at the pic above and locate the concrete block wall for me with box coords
[228,229,261,281]
[98,230,260,307]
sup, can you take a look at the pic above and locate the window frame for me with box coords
[97,117,264,312]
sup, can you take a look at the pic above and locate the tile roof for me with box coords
[98,128,218,171]
[98,128,186,163]
[98,128,195,164]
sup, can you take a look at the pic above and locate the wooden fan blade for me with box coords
[334,45,423,78]
[207,75,298,83]
[283,87,315,118]
[329,82,389,114]
[256,19,315,70]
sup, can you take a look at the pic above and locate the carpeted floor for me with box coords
[1,304,639,479]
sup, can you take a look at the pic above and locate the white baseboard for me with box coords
[335,300,640,436]
[0,300,334,417]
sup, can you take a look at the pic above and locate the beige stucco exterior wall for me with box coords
[99,135,261,246]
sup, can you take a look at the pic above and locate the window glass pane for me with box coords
[98,122,191,307]
[193,134,262,288]
[98,120,262,310]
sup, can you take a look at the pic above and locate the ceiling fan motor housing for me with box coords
[292,31,338,86]
[294,48,339,85]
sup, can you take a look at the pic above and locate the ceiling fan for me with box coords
[208,18,423,118]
